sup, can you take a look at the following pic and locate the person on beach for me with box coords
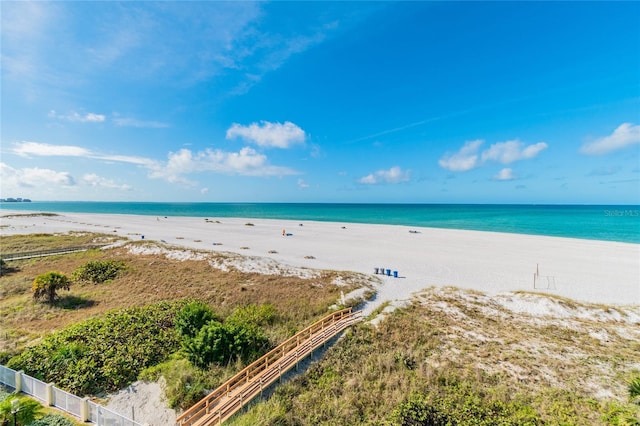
[282,229,286,236]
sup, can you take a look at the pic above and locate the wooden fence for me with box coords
[176,307,361,426]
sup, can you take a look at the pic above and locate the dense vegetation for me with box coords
[6,299,287,404]
[7,302,184,395]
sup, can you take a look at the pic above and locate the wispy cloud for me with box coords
[2,2,351,100]
[359,166,410,184]
[226,121,306,148]
[580,123,640,155]
[298,178,310,189]
[12,142,155,166]
[48,110,106,123]
[13,141,91,157]
[587,166,621,177]
[113,116,170,128]
[439,139,547,172]
[81,173,132,190]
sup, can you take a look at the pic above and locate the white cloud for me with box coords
[11,141,156,167]
[49,110,106,123]
[148,147,298,183]
[438,140,483,172]
[0,162,75,190]
[298,179,310,189]
[359,166,410,184]
[580,123,640,155]
[81,173,132,190]
[494,168,515,181]
[10,141,297,189]
[481,140,548,164]
[13,141,91,157]
[200,188,209,195]
[113,116,170,128]
[439,138,547,172]
[226,121,306,148]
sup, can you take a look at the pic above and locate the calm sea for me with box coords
[1,202,639,244]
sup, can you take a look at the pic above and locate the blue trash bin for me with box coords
[393,271,398,278]
[386,269,391,276]
[141,235,144,239]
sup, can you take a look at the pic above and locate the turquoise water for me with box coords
[1,202,639,243]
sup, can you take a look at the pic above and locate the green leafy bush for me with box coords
[185,321,269,368]
[175,300,218,339]
[72,260,126,284]
[7,302,184,396]
[32,272,71,303]
[27,414,75,426]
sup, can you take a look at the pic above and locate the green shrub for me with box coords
[175,300,218,339]
[28,413,75,426]
[32,272,71,303]
[72,260,126,284]
[185,321,269,368]
[7,302,184,396]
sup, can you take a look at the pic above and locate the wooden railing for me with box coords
[176,307,361,426]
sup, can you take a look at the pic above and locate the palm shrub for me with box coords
[0,395,42,426]
[32,272,71,303]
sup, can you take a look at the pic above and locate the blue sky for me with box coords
[1,1,639,203]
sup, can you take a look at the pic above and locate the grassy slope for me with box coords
[0,233,365,356]
[230,288,640,425]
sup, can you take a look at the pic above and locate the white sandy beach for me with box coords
[2,210,639,311]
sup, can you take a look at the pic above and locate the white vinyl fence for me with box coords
[0,364,145,426]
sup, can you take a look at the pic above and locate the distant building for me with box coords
[0,197,32,202]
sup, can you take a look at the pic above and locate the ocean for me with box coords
[1,202,639,244]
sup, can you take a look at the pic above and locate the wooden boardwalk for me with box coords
[0,245,108,261]
[176,308,362,426]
